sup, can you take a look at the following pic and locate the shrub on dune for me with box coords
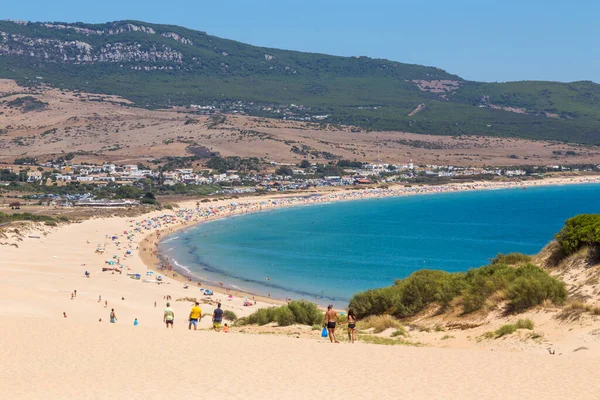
[555,214,600,255]
[491,253,532,265]
[239,301,324,327]
[286,300,323,326]
[494,319,534,338]
[507,269,567,312]
[275,307,295,326]
[349,263,566,319]
[223,310,237,321]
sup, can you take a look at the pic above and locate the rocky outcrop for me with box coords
[0,31,182,64]
[161,32,193,45]
[41,22,156,36]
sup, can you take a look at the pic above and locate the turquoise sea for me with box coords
[159,184,600,306]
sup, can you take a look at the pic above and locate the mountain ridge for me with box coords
[1,19,600,144]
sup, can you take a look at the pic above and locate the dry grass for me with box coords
[564,300,600,315]
[176,297,198,303]
[483,290,508,312]
[357,315,403,333]
[358,334,421,346]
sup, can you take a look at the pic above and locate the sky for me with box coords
[3,0,599,83]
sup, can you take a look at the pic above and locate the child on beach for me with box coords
[133,318,139,326]
[223,324,229,333]
[110,309,117,323]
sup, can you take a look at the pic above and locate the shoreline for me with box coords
[146,175,600,305]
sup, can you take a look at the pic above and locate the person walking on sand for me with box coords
[188,302,202,330]
[164,302,175,328]
[323,304,340,343]
[212,303,224,331]
[346,309,358,344]
[110,309,117,323]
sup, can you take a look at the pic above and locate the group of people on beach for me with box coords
[160,301,229,333]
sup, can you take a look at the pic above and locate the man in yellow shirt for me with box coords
[188,302,202,330]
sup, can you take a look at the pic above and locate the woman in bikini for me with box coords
[347,309,357,343]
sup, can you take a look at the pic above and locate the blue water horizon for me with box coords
[159,184,600,306]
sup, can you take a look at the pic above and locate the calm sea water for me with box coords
[159,184,600,305]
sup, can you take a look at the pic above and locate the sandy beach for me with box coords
[2,315,600,399]
[3,175,600,399]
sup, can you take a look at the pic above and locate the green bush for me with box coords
[556,214,600,254]
[286,300,323,325]
[507,266,567,311]
[494,319,534,338]
[348,286,398,318]
[494,324,517,337]
[245,308,277,325]
[241,301,324,327]
[491,253,532,265]
[350,263,566,319]
[223,310,237,321]
[275,307,295,326]
[392,270,466,317]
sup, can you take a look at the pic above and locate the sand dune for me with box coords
[2,316,600,400]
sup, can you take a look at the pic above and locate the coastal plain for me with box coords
[3,180,600,399]
[3,79,600,167]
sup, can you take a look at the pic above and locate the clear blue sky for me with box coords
[3,0,599,83]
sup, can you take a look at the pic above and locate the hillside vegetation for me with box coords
[1,20,600,143]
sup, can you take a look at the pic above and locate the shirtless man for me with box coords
[323,305,340,343]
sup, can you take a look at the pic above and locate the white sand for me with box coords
[1,316,599,399]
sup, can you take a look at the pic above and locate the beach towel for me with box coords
[321,327,328,338]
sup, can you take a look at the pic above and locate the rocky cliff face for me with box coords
[0,21,187,66]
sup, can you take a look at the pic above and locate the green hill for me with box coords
[1,19,599,144]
